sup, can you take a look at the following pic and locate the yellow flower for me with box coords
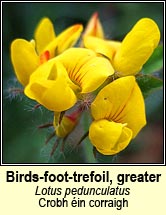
[84,18,160,76]
[24,48,114,112]
[89,76,146,155]
[11,17,83,86]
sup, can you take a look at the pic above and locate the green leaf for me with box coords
[136,74,163,98]
[142,45,163,74]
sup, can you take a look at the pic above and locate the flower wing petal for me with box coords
[56,24,83,53]
[43,24,83,58]
[11,39,39,86]
[113,18,160,76]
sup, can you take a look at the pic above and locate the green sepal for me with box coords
[94,147,118,163]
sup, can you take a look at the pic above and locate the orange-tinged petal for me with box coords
[83,12,104,38]
[43,24,83,58]
[89,119,132,155]
[56,24,83,53]
[113,18,160,76]
[11,39,39,86]
[39,50,50,64]
[34,17,56,55]
[57,48,114,93]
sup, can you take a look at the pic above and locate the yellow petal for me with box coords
[25,57,80,93]
[29,81,77,112]
[43,24,83,58]
[89,119,132,155]
[34,17,56,55]
[11,39,39,86]
[79,56,115,93]
[26,58,55,84]
[56,24,83,53]
[24,61,77,112]
[57,48,114,93]
[116,81,146,138]
[91,76,146,138]
[83,36,121,60]
[84,36,114,60]
[113,18,160,76]
[91,76,136,120]
[83,12,104,38]
[107,40,121,53]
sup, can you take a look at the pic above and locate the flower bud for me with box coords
[53,108,82,138]
[83,12,104,38]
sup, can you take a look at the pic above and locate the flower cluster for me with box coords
[10,13,160,158]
